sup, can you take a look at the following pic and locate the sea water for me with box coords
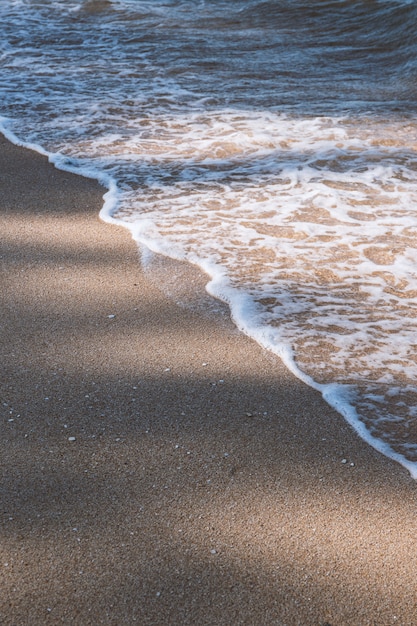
[1,0,417,475]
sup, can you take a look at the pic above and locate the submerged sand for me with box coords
[1,134,417,625]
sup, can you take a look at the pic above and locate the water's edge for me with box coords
[2,117,416,479]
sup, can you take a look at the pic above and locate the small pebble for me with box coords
[68,436,76,442]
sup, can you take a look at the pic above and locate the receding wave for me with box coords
[2,0,417,474]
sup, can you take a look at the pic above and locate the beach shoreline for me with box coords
[1,133,417,625]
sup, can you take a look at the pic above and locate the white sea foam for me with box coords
[2,0,417,476]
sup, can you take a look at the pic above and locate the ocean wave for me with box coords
[2,0,417,475]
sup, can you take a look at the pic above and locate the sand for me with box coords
[1,133,417,625]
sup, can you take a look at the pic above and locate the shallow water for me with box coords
[2,0,417,474]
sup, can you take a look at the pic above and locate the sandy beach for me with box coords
[1,133,417,625]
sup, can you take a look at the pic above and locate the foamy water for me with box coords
[2,0,417,475]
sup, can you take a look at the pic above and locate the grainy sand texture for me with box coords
[1,134,417,625]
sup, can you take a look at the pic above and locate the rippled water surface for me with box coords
[2,0,417,472]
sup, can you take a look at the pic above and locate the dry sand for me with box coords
[1,133,417,625]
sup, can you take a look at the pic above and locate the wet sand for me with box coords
[1,134,417,625]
